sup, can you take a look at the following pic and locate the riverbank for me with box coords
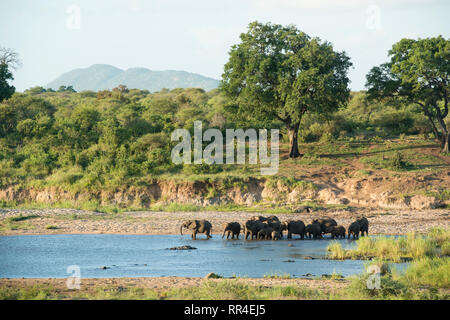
[0,207,449,236]
[0,277,350,300]
[1,273,448,300]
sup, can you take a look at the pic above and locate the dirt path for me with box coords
[0,208,448,236]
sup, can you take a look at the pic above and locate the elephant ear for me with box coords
[189,220,199,229]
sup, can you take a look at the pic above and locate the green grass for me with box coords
[0,214,39,231]
[5,214,39,222]
[165,280,326,300]
[426,189,450,202]
[1,250,448,300]
[86,286,161,300]
[327,241,347,260]
[327,230,449,262]
[149,203,203,212]
[0,285,55,300]
[0,199,127,214]
[2,264,447,300]
[359,148,447,173]
[265,176,319,192]
[399,257,450,288]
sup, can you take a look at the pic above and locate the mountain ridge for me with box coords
[46,64,220,92]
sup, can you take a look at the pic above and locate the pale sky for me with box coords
[1,0,449,92]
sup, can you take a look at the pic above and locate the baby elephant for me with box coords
[222,222,241,240]
[330,225,346,239]
[271,230,281,240]
[257,227,274,240]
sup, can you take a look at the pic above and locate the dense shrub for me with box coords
[0,88,440,190]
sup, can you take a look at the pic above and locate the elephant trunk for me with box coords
[180,225,184,235]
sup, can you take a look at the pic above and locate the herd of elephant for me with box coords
[179,215,369,241]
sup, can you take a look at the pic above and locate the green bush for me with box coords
[184,161,223,174]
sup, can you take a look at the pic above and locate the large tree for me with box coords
[366,36,449,153]
[0,46,21,102]
[220,21,352,158]
[0,63,15,103]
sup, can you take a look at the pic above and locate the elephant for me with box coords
[356,217,369,236]
[348,221,360,239]
[180,220,212,240]
[306,222,322,239]
[271,230,281,240]
[330,225,346,239]
[267,219,285,237]
[266,215,280,223]
[257,226,274,240]
[250,216,268,222]
[222,222,241,239]
[305,224,313,238]
[312,217,337,235]
[285,220,306,240]
[281,221,289,237]
[243,220,266,240]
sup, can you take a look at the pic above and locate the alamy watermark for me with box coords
[366,4,381,31]
[66,265,81,289]
[366,265,381,290]
[66,5,81,30]
[171,121,279,175]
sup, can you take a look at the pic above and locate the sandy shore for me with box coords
[0,207,449,236]
[0,277,350,298]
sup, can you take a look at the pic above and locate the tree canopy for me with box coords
[220,21,352,157]
[366,36,449,152]
[0,47,21,103]
[0,63,15,103]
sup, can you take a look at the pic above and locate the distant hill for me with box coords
[46,64,220,92]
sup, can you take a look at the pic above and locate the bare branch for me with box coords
[0,46,22,70]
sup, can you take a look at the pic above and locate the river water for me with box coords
[0,234,400,279]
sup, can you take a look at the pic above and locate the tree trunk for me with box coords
[442,131,450,153]
[418,102,442,144]
[425,113,441,142]
[288,123,300,158]
[434,106,449,153]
